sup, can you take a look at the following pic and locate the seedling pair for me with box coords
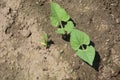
[50,1,95,65]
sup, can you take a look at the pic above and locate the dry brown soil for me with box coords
[0,0,120,80]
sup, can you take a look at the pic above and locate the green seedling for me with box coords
[40,32,48,47]
[50,1,95,65]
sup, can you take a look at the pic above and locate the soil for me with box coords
[0,0,120,80]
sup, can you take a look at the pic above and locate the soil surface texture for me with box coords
[0,0,120,80]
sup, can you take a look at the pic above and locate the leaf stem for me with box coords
[81,45,85,50]
[60,21,64,29]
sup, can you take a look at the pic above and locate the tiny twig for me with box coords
[81,45,85,50]
[60,21,64,29]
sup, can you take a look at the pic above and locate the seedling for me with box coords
[50,1,95,65]
[40,32,48,47]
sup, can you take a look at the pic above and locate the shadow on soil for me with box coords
[90,41,100,71]
[92,51,100,71]
[46,40,54,48]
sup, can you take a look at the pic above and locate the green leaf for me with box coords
[50,2,70,27]
[76,46,95,65]
[64,21,74,34]
[56,28,65,34]
[70,29,90,50]
[40,32,48,46]
[50,17,59,27]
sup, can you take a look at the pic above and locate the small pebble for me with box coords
[36,2,39,4]
[74,54,77,57]
[60,49,64,54]
[116,18,120,24]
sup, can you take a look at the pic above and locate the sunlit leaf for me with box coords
[56,28,65,34]
[50,2,70,27]
[70,29,90,50]
[76,46,95,65]
[64,21,74,34]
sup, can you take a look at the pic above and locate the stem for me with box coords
[81,45,85,50]
[60,21,64,29]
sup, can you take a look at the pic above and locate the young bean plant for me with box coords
[40,32,48,47]
[50,1,95,65]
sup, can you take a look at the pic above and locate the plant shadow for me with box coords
[92,51,100,71]
[89,41,100,71]
[46,40,54,49]
[62,34,70,42]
